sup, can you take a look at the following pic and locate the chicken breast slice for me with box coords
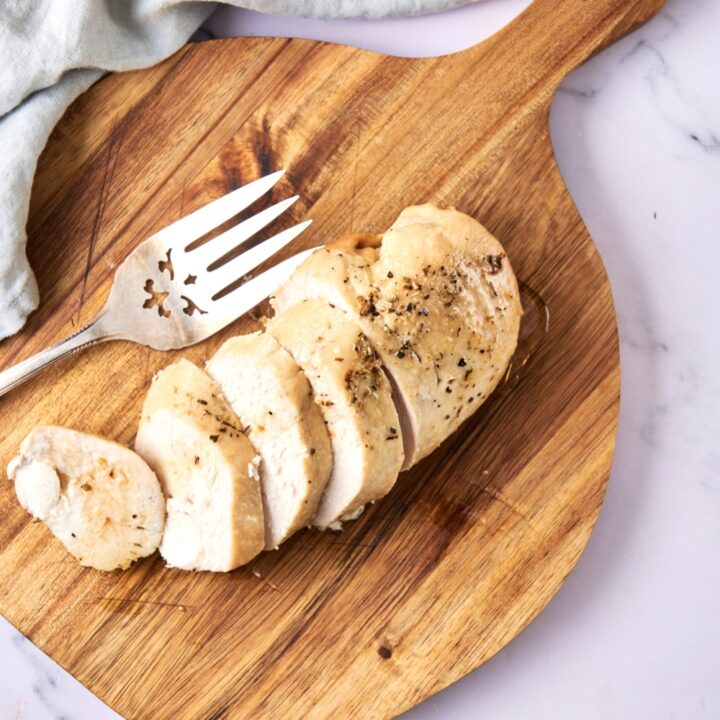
[267,300,404,529]
[272,204,522,468]
[135,359,264,571]
[7,426,164,571]
[207,332,332,550]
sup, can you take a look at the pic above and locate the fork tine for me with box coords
[189,195,300,270]
[204,219,313,299]
[152,170,285,249]
[208,247,317,319]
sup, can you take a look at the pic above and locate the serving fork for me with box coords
[0,170,314,398]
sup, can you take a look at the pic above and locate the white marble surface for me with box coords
[2,0,719,717]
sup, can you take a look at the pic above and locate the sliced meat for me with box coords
[7,426,164,571]
[272,204,522,468]
[135,359,264,571]
[206,332,332,550]
[267,299,403,529]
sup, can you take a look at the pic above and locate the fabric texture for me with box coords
[0,0,469,339]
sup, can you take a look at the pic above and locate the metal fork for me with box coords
[0,170,315,397]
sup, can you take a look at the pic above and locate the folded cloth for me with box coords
[0,0,470,339]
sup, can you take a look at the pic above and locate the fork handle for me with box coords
[0,318,113,398]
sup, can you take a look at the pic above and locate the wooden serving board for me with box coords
[0,1,663,717]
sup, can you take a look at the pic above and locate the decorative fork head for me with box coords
[99,171,314,350]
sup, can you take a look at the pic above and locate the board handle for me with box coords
[464,0,666,99]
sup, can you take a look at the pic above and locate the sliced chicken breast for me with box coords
[267,300,404,529]
[7,426,164,571]
[272,204,522,468]
[135,359,264,571]
[207,332,332,550]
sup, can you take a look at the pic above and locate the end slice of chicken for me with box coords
[207,332,332,550]
[135,358,264,571]
[7,426,165,571]
[272,204,522,468]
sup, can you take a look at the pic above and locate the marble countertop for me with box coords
[2,0,718,717]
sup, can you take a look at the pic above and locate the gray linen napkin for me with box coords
[0,0,470,340]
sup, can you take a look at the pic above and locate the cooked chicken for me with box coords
[8,205,521,572]
[267,300,403,529]
[7,426,164,571]
[135,359,264,571]
[272,204,522,468]
[207,332,332,549]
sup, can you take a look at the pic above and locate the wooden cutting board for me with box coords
[0,1,663,717]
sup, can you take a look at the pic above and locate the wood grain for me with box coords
[0,0,663,717]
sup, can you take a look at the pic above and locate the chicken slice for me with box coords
[135,359,264,571]
[207,332,332,550]
[7,426,164,571]
[267,300,404,529]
